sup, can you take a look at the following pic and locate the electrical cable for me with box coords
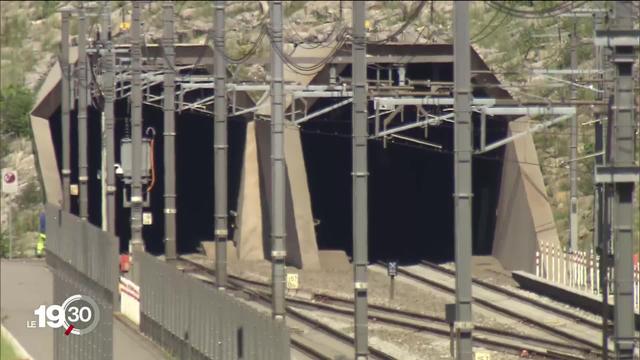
[485,1,588,19]
[222,25,268,64]
[369,1,427,44]
[145,127,156,193]
[293,125,567,168]
[471,7,502,41]
[284,7,343,50]
[266,24,349,75]
[470,4,514,44]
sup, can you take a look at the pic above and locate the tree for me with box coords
[0,84,34,138]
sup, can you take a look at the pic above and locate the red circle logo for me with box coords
[3,172,16,184]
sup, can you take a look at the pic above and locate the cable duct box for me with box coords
[120,138,151,183]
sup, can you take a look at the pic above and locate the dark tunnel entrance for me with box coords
[300,108,507,264]
[50,101,247,255]
[300,62,509,265]
[47,56,510,265]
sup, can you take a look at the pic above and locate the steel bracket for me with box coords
[594,166,640,184]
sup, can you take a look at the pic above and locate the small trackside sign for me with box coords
[1,168,18,194]
[387,261,398,277]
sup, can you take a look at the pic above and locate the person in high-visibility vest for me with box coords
[36,211,45,257]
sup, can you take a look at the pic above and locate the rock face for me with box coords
[1,137,44,257]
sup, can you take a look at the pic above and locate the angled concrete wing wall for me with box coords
[30,48,77,206]
[234,121,264,260]
[493,117,560,273]
[252,119,320,269]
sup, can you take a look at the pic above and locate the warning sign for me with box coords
[1,168,18,194]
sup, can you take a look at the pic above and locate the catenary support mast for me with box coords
[102,1,116,235]
[78,8,89,220]
[453,2,474,359]
[60,7,72,212]
[130,2,145,253]
[214,0,228,288]
[270,0,286,321]
[163,1,177,259]
[352,1,369,358]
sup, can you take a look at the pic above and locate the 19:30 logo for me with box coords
[29,295,101,335]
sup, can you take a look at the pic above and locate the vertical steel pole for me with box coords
[163,1,177,259]
[214,1,228,287]
[8,205,12,259]
[130,2,145,253]
[594,9,609,358]
[78,9,89,220]
[569,20,579,252]
[352,1,369,358]
[60,7,72,212]
[270,0,286,321]
[102,2,116,235]
[453,2,473,359]
[480,110,486,152]
[610,2,636,357]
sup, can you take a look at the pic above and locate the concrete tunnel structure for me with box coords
[30,41,561,273]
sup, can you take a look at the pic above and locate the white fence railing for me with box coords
[535,241,640,313]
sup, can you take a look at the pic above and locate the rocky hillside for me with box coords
[0,1,638,257]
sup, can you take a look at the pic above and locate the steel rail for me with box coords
[419,260,603,329]
[389,261,609,353]
[285,296,593,360]
[175,257,395,360]
[178,257,601,359]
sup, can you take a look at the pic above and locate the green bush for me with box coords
[16,181,42,210]
[0,231,8,258]
[0,84,34,137]
[0,15,27,48]
[36,1,59,20]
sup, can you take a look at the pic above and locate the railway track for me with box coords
[308,293,596,358]
[286,296,593,360]
[175,257,396,360]
[420,261,603,329]
[385,261,610,354]
[177,257,603,359]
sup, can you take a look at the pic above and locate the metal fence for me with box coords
[536,241,640,312]
[137,251,291,360]
[46,204,119,360]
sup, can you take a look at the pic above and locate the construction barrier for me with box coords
[119,276,140,325]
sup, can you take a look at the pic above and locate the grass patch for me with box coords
[1,332,19,360]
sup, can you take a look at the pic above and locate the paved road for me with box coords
[1,259,167,360]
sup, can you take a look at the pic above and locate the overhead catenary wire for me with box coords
[368,1,427,44]
[471,9,511,44]
[283,4,344,50]
[485,1,589,19]
[265,24,350,75]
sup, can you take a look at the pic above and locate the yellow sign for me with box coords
[475,352,491,360]
[70,184,79,196]
[286,273,299,290]
[364,20,372,31]
[119,22,130,31]
[142,212,153,225]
